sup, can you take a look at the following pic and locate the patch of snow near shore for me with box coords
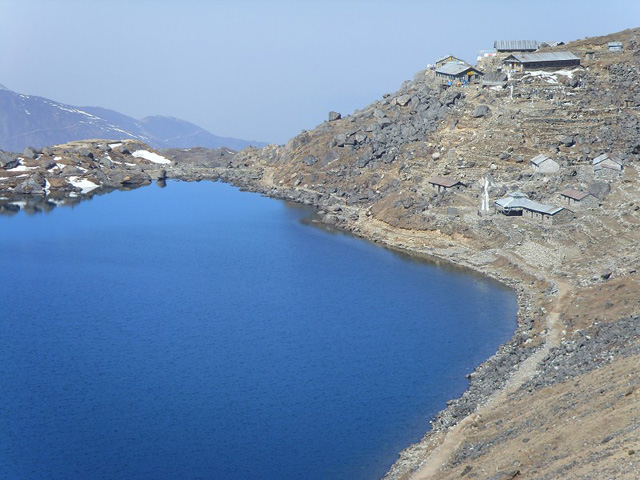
[68,176,99,193]
[525,71,559,83]
[132,149,171,164]
[6,160,37,172]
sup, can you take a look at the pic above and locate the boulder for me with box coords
[23,146,39,159]
[472,105,491,118]
[41,147,55,156]
[302,155,317,166]
[356,154,372,168]
[395,94,411,106]
[328,111,342,121]
[75,147,94,159]
[321,150,339,166]
[0,151,18,168]
[443,92,461,106]
[373,108,386,119]
[334,133,347,147]
[14,174,45,194]
[588,181,610,200]
[556,135,575,147]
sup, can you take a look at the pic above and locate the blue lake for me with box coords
[0,181,517,479]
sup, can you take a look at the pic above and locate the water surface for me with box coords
[0,181,517,479]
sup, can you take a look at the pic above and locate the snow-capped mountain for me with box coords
[0,85,266,152]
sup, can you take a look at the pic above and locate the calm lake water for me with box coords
[0,181,517,479]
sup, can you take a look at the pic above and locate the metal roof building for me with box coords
[503,51,580,71]
[428,175,466,192]
[593,153,623,172]
[560,188,590,202]
[495,192,564,223]
[494,40,539,52]
[530,154,560,174]
[435,63,484,83]
[608,41,623,52]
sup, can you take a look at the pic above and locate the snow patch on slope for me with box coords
[132,150,172,164]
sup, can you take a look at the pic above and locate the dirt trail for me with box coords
[409,281,572,479]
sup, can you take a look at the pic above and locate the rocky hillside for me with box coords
[0,84,266,152]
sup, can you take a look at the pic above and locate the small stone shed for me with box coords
[503,51,580,72]
[559,188,595,206]
[593,153,623,174]
[428,175,466,193]
[530,154,560,174]
[435,63,484,84]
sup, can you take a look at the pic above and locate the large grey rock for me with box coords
[357,154,372,168]
[0,151,16,168]
[472,105,491,118]
[395,94,411,106]
[75,147,94,159]
[443,91,461,106]
[23,146,39,159]
[556,135,575,147]
[14,174,45,194]
[328,111,342,121]
[321,150,339,166]
[588,181,610,199]
[302,155,317,166]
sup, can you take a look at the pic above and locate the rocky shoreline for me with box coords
[1,144,638,477]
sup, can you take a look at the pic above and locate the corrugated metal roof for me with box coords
[530,154,553,166]
[608,42,623,47]
[560,188,590,201]
[495,193,563,215]
[435,63,483,76]
[505,51,580,63]
[593,153,622,165]
[435,54,465,64]
[428,175,463,188]
[482,72,508,85]
[494,40,539,51]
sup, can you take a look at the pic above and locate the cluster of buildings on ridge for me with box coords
[431,38,624,87]
[427,153,624,225]
[425,39,627,224]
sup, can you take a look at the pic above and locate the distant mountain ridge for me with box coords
[0,84,266,152]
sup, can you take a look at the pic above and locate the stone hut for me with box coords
[530,154,560,174]
[559,188,595,206]
[593,153,623,175]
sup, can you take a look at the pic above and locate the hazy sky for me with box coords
[2,0,638,144]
